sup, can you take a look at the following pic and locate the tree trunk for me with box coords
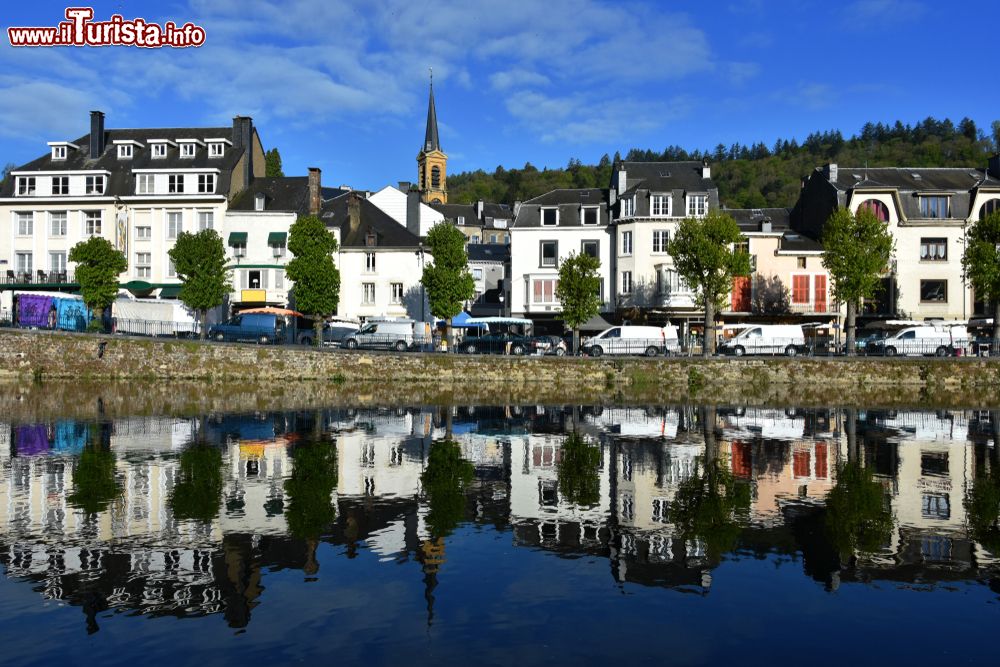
[315,317,323,347]
[200,309,207,340]
[572,328,579,356]
[993,300,1000,351]
[446,319,453,353]
[844,300,857,356]
[845,407,858,464]
[703,298,716,357]
[95,306,105,332]
[701,405,718,465]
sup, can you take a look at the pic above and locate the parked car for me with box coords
[342,319,427,351]
[294,318,358,346]
[459,332,537,355]
[582,325,680,357]
[208,313,285,344]
[718,324,806,356]
[533,335,568,356]
[866,326,969,357]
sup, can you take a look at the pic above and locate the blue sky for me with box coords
[2,0,998,189]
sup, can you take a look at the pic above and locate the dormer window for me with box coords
[651,194,670,217]
[209,142,224,157]
[17,176,36,196]
[85,175,105,195]
[621,196,635,217]
[152,144,167,159]
[541,208,559,226]
[919,195,950,219]
[52,145,67,160]
[255,193,265,211]
[180,143,196,158]
[686,194,708,217]
[366,232,377,248]
[581,206,599,225]
[118,144,133,159]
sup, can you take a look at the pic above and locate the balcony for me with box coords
[789,301,839,315]
[2,270,75,286]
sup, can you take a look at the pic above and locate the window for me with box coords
[471,235,480,244]
[209,142,224,157]
[365,252,376,272]
[472,268,484,281]
[920,238,947,261]
[50,252,66,274]
[362,282,376,304]
[621,231,633,256]
[15,252,32,275]
[792,275,809,303]
[167,211,182,239]
[652,230,669,253]
[541,208,558,226]
[274,270,284,290]
[430,165,441,189]
[49,211,67,237]
[980,198,1000,220]
[198,174,215,193]
[117,144,133,159]
[919,195,950,219]
[255,193,265,211]
[198,211,214,230]
[540,240,558,267]
[85,175,105,195]
[797,257,807,269]
[687,194,708,217]
[17,177,36,195]
[391,282,404,304]
[651,194,670,217]
[582,207,599,225]
[490,234,498,243]
[137,174,155,194]
[920,279,947,302]
[532,278,558,304]
[582,240,599,259]
[52,176,69,195]
[16,212,33,236]
[658,268,691,295]
[167,259,176,278]
[168,175,182,194]
[233,242,246,258]
[135,252,151,278]
[136,225,151,240]
[456,216,465,225]
[152,143,167,159]
[621,271,633,294]
[621,196,635,217]
[180,143,196,158]
[858,198,889,222]
[51,145,67,160]
[85,211,102,236]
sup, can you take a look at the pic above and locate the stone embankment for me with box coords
[1,329,999,409]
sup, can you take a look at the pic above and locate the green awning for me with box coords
[121,280,153,291]
[228,232,248,246]
[267,231,287,245]
[159,285,182,298]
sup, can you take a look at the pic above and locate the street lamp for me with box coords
[498,292,505,317]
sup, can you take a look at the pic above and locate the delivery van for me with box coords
[718,324,806,356]
[208,313,285,344]
[581,325,680,357]
[868,325,968,357]
[342,318,429,351]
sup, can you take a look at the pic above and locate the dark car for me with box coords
[208,313,285,344]
[459,332,537,355]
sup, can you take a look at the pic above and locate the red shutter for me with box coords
[793,450,810,478]
[814,275,827,312]
[792,275,809,304]
[731,276,751,311]
[731,440,752,478]
[814,443,828,479]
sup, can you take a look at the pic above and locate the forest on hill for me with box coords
[447,117,1000,209]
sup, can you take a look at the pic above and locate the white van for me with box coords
[582,325,680,357]
[343,318,430,351]
[719,324,806,356]
[870,326,968,357]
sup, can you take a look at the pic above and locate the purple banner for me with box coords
[17,294,54,328]
[15,425,49,456]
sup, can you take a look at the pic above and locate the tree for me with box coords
[556,251,602,353]
[667,211,751,355]
[170,443,224,523]
[69,236,127,331]
[421,222,475,349]
[168,229,231,340]
[0,162,16,187]
[822,207,895,354]
[962,211,1000,344]
[286,215,340,345]
[265,148,284,178]
[825,462,894,560]
[284,440,338,540]
[557,432,601,507]
[421,439,474,539]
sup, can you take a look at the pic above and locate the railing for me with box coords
[1,271,75,285]
[112,318,200,338]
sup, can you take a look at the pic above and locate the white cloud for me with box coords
[490,69,551,91]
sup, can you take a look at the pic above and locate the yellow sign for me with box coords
[242,289,266,303]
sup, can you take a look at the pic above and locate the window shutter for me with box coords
[240,270,248,289]
[262,270,269,289]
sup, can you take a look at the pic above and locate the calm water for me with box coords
[2,404,999,666]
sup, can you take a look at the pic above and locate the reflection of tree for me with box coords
[170,444,224,523]
[284,442,338,544]
[422,439,474,539]
[965,413,1000,554]
[668,458,751,561]
[558,431,601,507]
[67,430,120,515]
[825,462,894,558]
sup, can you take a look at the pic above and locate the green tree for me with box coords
[67,425,119,515]
[421,223,475,349]
[284,441,338,539]
[69,236,127,331]
[170,444,224,523]
[421,439,474,539]
[962,211,1000,344]
[286,215,341,345]
[825,462,894,559]
[556,251,602,354]
[265,148,284,178]
[168,229,231,340]
[964,412,1000,554]
[821,207,895,354]
[669,458,751,562]
[667,211,751,355]
[557,431,601,507]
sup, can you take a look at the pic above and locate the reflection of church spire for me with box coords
[418,537,446,626]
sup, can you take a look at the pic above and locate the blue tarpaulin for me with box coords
[437,311,487,329]
[51,421,87,454]
[55,298,90,331]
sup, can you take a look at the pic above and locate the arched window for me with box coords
[431,165,441,190]
[979,198,1000,220]
[858,198,889,222]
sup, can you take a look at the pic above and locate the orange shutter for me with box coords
[792,275,809,304]
[731,276,751,311]
[814,275,827,312]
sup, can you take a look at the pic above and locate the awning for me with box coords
[228,232,248,246]
[267,231,287,245]
[159,285,182,298]
[578,313,616,332]
[121,280,153,291]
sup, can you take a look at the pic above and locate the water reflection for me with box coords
[2,404,1000,635]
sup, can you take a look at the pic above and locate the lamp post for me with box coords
[498,292,505,317]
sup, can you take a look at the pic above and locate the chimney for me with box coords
[89,111,105,159]
[701,158,711,179]
[406,188,421,237]
[616,166,627,196]
[824,163,838,183]
[989,154,1000,179]
[760,217,772,233]
[308,167,321,216]
[398,181,412,192]
[514,200,522,216]
[348,192,362,238]
[231,116,254,192]
[476,200,485,219]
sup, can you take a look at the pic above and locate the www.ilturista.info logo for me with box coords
[7,7,206,48]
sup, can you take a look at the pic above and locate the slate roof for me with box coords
[514,188,610,228]
[2,126,245,198]
[228,177,347,215]
[466,243,510,263]
[430,203,477,222]
[779,232,823,252]
[619,161,714,192]
[727,207,792,232]
[423,83,441,153]
[321,194,421,248]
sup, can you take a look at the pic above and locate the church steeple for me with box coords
[417,69,447,204]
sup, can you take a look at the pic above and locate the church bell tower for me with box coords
[417,71,447,204]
